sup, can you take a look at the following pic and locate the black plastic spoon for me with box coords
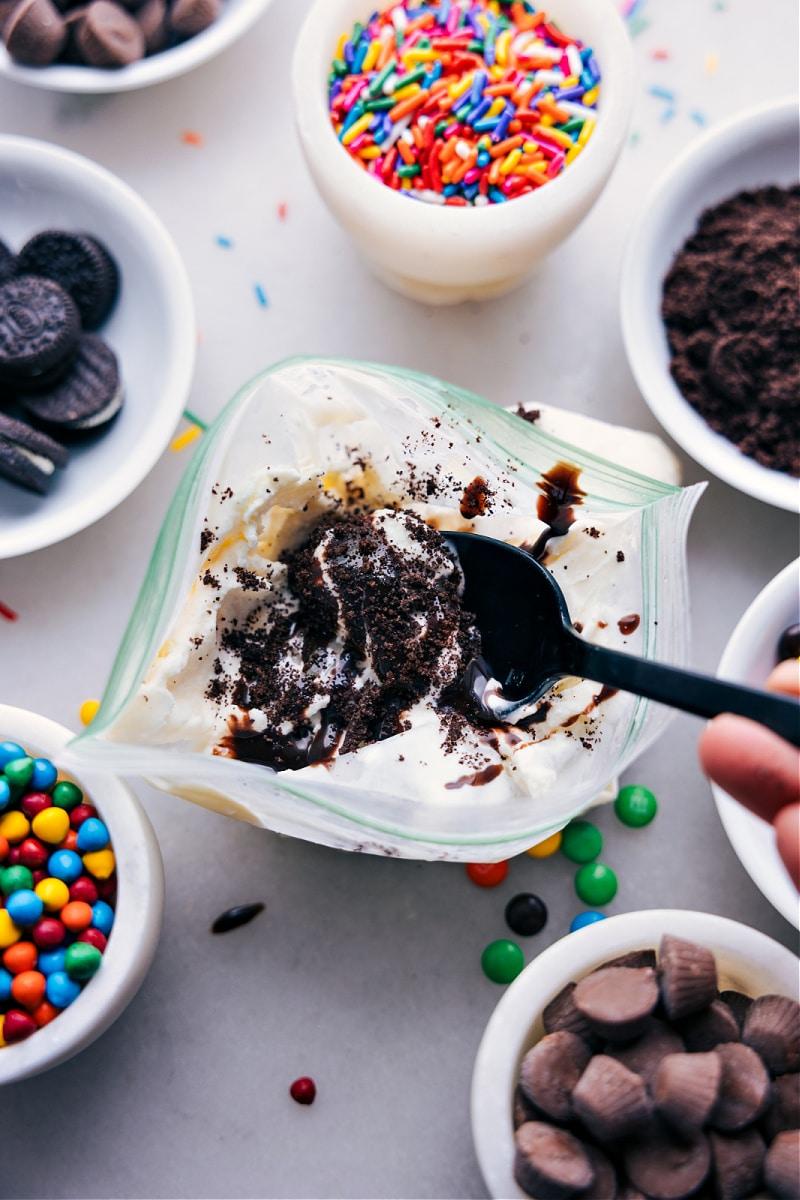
[445,532,800,746]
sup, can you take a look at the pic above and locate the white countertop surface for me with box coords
[1,1,798,1196]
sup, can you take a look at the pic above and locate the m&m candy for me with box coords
[614,785,658,828]
[574,862,618,906]
[570,910,607,933]
[466,860,508,888]
[0,745,116,1048]
[481,938,524,984]
[560,819,602,864]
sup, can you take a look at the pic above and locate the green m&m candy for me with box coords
[0,864,33,896]
[574,863,618,906]
[64,942,102,981]
[561,820,602,864]
[52,780,83,811]
[481,939,524,985]
[615,785,658,828]
[3,757,33,790]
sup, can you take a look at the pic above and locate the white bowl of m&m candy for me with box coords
[0,705,163,1084]
[293,0,634,304]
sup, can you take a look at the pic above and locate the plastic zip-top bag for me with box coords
[67,358,702,861]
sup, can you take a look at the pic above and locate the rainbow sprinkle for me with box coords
[328,0,600,207]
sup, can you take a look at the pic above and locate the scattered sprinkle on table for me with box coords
[328,0,600,207]
[0,743,115,1046]
[181,130,204,147]
[254,283,269,309]
[277,203,288,221]
[0,600,18,622]
[215,235,234,249]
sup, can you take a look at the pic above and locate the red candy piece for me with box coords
[289,1076,317,1105]
[32,917,66,949]
[3,1008,37,1042]
[0,834,8,861]
[69,876,99,905]
[21,792,52,819]
[18,837,48,869]
[69,804,97,830]
[60,830,79,852]
[96,876,117,901]
[77,928,107,952]
[33,1000,60,1028]
[6,846,21,865]
[466,861,509,888]
[31,869,45,886]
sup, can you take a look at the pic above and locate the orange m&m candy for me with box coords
[3,941,37,975]
[11,969,46,1010]
[61,901,93,933]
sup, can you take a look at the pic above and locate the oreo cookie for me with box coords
[0,275,80,386]
[16,230,119,330]
[0,412,68,493]
[22,333,123,432]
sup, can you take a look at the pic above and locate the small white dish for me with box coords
[293,0,634,305]
[0,135,195,560]
[621,98,799,513]
[0,0,274,93]
[0,704,164,1086]
[471,908,799,1200]
[712,559,800,928]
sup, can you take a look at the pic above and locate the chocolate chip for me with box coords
[76,0,143,64]
[514,1121,595,1200]
[743,995,800,1075]
[658,934,718,1019]
[606,1019,686,1087]
[3,0,66,64]
[709,1128,765,1200]
[719,990,754,1034]
[711,1043,771,1132]
[654,1052,722,1135]
[764,1129,800,1200]
[572,1054,653,1141]
[518,1031,591,1123]
[169,0,219,37]
[574,967,660,1042]
[623,1125,711,1200]
[762,1073,800,1140]
[676,999,740,1052]
[543,981,597,1045]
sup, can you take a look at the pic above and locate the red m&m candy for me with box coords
[32,917,65,949]
[69,877,99,905]
[466,860,509,888]
[3,1008,36,1041]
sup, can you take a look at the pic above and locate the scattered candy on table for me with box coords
[574,862,618,907]
[290,1076,317,1106]
[569,910,607,932]
[466,859,508,888]
[614,784,658,828]
[328,0,600,207]
[560,819,602,864]
[0,743,115,1047]
[211,902,265,934]
[527,830,561,858]
[504,892,547,937]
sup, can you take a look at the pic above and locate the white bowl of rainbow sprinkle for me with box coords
[293,0,634,304]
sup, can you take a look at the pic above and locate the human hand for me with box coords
[699,659,800,889]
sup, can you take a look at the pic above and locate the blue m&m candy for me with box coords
[47,849,83,884]
[0,742,25,770]
[5,888,44,927]
[91,900,114,936]
[30,757,58,793]
[0,779,10,812]
[569,910,607,933]
[46,971,81,1008]
[38,948,67,976]
[76,818,110,854]
[0,967,12,1001]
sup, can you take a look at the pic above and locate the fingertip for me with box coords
[774,804,800,890]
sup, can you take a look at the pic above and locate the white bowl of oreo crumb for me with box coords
[0,0,274,93]
[0,134,194,559]
[471,909,799,1200]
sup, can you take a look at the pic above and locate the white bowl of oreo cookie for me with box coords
[0,134,195,559]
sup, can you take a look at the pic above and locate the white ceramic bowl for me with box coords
[0,704,163,1085]
[0,135,195,560]
[293,0,634,304]
[471,908,799,1199]
[712,559,800,928]
[621,98,799,513]
[0,0,274,93]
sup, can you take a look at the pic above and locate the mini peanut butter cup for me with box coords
[519,1030,591,1123]
[742,995,800,1075]
[658,934,718,1019]
[599,948,658,972]
[761,1072,800,1139]
[764,1129,800,1200]
[711,1043,770,1132]
[169,0,219,37]
[572,1054,653,1141]
[677,999,740,1052]
[76,0,144,65]
[709,1128,765,1200]
[719,990,753,1033]
[574,966,659,1042]
[543,981,597,1045]
[623,1125,711,1200]
[3,0,66,64]
[582,1145,618,1200]
[606,1019,685,1087]
[135,0,165,53]
[654,1052,722,1135]
[514,1121,595,1200]
[618,1188,646,1200]
[513,1084,538,1130]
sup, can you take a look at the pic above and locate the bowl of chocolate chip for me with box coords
[621,98,799,513]
[472,908,799,1200]
[0,0,274,93]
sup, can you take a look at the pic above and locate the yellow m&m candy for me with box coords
[32,807,70,845]
[0,810,29,844]
[35,877,70,912]
[527,830,562,859]
[82,848,115,880]
[0,909,21,949]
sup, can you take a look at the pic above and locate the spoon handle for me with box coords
[566,636,800,748]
